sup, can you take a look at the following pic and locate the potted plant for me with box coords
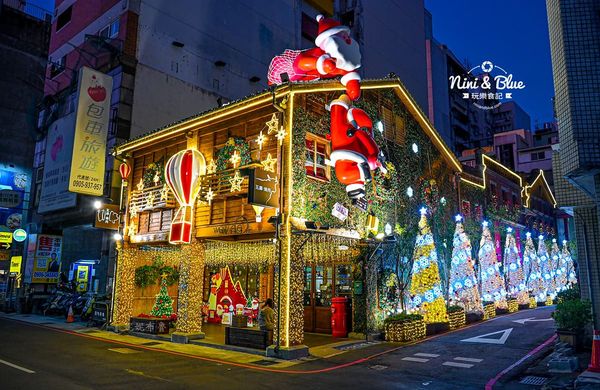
[447,305,466,330]
[483,301,496,320]
[507,298,519,313]
[552,299,592,351]
[384,313,426,342]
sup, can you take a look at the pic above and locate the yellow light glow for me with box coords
[229,170,243,192]
[523,169,557,208]
[261,153,277,172]
[256,130,267,150]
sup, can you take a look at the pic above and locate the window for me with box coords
[531,151,546,161]
[99,18,120,38]
[305,133,330,180]
[301,12,318,42]
[50,55,66,78]
[56,5,72,31]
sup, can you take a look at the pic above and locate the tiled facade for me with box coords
[547,0,600,325]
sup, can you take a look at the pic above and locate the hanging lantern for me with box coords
[165,149,206,244]
[119,162,131,183]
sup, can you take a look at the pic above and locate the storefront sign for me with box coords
[130,317,170,334]
[212,220,250,236]
[93,204,121,230]
[331,202,348,221]
[38,114,78,213]
[0,190,21,208]
[0,232,12,244]
[248,167,279,209]
[12,229,27,242]
[9,256,22,274]
[69,67,113,196]
[32,235,62,283]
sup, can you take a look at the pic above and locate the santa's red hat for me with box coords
[315,14,350,48]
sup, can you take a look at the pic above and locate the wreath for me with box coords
[134,257,179,288]
[143,161,164,188]
[215,137,252,171]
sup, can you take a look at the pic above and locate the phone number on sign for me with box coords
[71,180,102,191]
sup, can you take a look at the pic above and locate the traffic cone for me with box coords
[588,329,600,372]
[66,305,75,323]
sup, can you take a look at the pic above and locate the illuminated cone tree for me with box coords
[551,239,567,293]
[537,236,556,299]
[503,227,528,305]
[479,222,507,308]
[524,233,545,302]
[562,240,578,287]
[150,277,174,317]
[448,215,483,313]
[409,207,448,324]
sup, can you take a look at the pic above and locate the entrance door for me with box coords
[304,264,352,334]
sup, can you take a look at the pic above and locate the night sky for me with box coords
[30,0,555,127]
[425,0,555,127]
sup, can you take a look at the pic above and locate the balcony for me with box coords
[129,184,176,212]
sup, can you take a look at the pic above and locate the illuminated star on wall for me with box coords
[229,170,243,192]
[261,153,277,172]
[256,131,267,150]
[276,126,287,145]
[160,184,169,201]
[230,150,241,168]
[205,187,214,204]
[136,178,144,191]
[207,159,217,174]
[266,113,279,134]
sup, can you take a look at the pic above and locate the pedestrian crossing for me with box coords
[400,352,483,369]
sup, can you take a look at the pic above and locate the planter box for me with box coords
[426,322,450,336]
[483,303,496,320]
[231,315,248,328]
[225,326,272,350]
[384,319,426,342]
[546,296,554,306]
[529,297,538,309]
[448,310,466,330]
[507,299,519,313]
[495,307,509,315]
[129,316,171,334]
[557,329,584,352]
[518,303,530,311]
[466,312,483,324]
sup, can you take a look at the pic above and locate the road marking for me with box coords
[512,317,553,324]
[0,359,35,374]
[401,357,429,363]
[108,347,142,354]
[454,357,483,363]
[443,361,474,368]
[461,328,514,345]
[414,353,440,358]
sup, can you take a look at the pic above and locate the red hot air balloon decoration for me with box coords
[119,162,131,181]
[164,149,206,244]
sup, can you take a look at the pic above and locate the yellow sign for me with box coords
[0,231,12,243]
[69,67,113,196]
[10,256,22,274]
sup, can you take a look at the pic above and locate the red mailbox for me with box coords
[331,296,348,338]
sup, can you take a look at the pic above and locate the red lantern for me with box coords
[119,162,131,180]
[165,149,206,244]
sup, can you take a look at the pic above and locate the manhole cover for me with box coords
[252,359,279,366]
[519,376,549,386]
[108,348,142,354]
[141,341,162,346]
[370,365,388,371]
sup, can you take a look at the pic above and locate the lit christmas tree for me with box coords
[551,239,567,293]
[538,235,556,299]
[524,232,545,302]
[409,207,448,324]
[562,240,578,287]
[503,227,528,305]
[448,215,483,313]
[479,221,507,308]
[150,276,174,317]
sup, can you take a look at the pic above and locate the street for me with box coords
[0,306,556,389]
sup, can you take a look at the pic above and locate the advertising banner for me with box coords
[0,166,29,229]
[9,256,22,275]
[32,234,62,283]
[69,67,113,196]
[38,113,77,213]
[23,233,36,284]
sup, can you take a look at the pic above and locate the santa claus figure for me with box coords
[268,15,362,100]
[327,94,386,199]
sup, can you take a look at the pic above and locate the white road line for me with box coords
[0,359,35,374]
[402,357,430,363]
[414,353,440,358]
[454,357,483,363]
[443,361,474,368]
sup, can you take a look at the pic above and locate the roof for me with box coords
[114,78,462,172]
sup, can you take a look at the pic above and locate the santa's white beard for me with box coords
[323,35,362,71]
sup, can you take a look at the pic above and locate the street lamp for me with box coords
[113,233,122,241]
[93,200,103,209]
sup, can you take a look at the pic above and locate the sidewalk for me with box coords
[0,312,394,371]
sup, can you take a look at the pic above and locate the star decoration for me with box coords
[256,130,267,150]
[207,159,217,174]
[276,126,287,145]
[230,150,241,168]
[205,187,214,204]
[129,204,139,218]
[229,170,243,192]
[160,184,169,201]
[261,153,277,172]
[136,178,144,191]
[127,223,137,237]
[266,113,279,134]
[146,192,155,208]
[153,172,160,186]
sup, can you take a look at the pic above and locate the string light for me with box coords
[256,130,267,150]
[384,317,426,341]
[229,170,243,192]
[205,187,214,204]
[447,308,466,330]
[261,153,277,172]
[146,192,155,208]
[229,150,241,168]
[276,126,287,145]
[207,159,217,174]
[153,172,161,186]
[266,113,279,134]
[136,178,145,191]
[160,184,170,201]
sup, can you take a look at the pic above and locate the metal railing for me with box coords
[1,0,52,22]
